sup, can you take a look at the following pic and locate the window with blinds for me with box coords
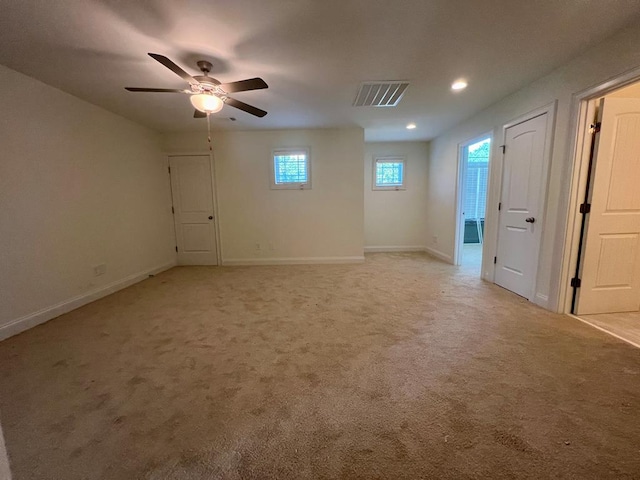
[464,139,490,220]
[271,148,311,189]
[373,156,406,190]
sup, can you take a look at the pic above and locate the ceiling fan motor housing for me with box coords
[194,76,221,87]
[194,61,222,94]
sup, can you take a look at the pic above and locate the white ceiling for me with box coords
[1,0,639,141]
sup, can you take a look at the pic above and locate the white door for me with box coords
[495,113,549,299]
[576,98,640,314]
[169,155,218,265]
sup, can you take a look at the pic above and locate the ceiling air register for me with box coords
[353,81,409,107]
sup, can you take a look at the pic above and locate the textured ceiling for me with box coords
[1,0,640,141]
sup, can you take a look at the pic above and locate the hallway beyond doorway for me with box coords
[461,243,482,273]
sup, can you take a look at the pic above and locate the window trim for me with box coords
[270,147,311,190]
[372,155,406,190]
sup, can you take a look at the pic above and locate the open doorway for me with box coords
[565,76,640,347]
[455,135,491,272]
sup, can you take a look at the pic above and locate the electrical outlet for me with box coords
[93,264,106,276]
[255,243,262,251]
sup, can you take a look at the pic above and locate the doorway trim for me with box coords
[166,151,222,266]
[454,132,492,267]
[560,65,640,313]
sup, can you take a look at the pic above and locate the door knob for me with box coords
[525,217,535,223]
[208,216,213,220]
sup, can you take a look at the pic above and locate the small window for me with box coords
[373,156,406,190]
[271,148,311,189]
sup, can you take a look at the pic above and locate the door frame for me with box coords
[454,132,492,267]
[166,152,222,266]
[493,102,557,305]
[560,66,640,313]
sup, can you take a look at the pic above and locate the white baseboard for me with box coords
[424,246,453,264]
[364,246,428,253]
[222,256,365,266]
[0,261,176,342]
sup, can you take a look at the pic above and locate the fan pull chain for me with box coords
[206,112,213,151]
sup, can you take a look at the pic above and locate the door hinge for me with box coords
[171,206,175,214]
[589,122,601,134]
[168,166,171,174]
[570,277,581,288]
[494,256,497,264]
[175,246,178,252]
[579,203,591,214]
[500,145,506,154]
[498,202,502,211]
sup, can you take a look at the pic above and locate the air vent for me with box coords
[353,81,409,107]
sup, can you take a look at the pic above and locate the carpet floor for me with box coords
[1,253,639,479]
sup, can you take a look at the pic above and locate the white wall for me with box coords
[163,128,365,264]
[0,64,176,339]
[364,142,429,252]
[427,23,640,311]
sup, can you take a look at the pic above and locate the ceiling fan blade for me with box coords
[148,53,199,85]
[193,109,206,118]
[220,78,268,93]
[125,87,190,93]
[224,97,267,117]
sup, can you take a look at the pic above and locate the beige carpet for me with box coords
[1,253,639,479]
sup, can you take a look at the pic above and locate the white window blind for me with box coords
[373,156,406,190]
[271,148,311,189]
[464,139,490,219]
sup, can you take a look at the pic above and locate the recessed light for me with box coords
[451,79,468,91]
[406,123,416,130]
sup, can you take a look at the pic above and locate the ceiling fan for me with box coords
[125,53,268,118]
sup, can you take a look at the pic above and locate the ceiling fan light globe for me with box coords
[190,94,223,113]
